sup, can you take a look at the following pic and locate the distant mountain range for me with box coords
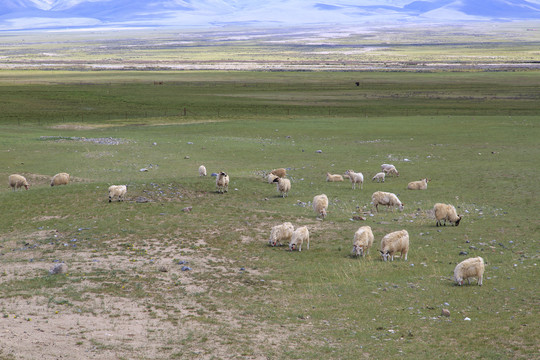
[1,0,540,31]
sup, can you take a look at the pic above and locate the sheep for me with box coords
[371,191,404,212]
[267,173,279,184]
[216,172,229,193]
[50,172,70,187]
[434,203,462,227]
[352,226,374,257]
[379,229,409,261]
[268,222,294,247]
[199,165,207,177]
[8,174,29,190]
[273,177,291,197]
[454,256,484,286]
[108,185,127,202]
[345,170,364,189]
[313,194,328,219]
[407,178,429,190]
[326,172,344,182]
[271,168,287,178]
[372,172,386,183]
[381,164,399,177]
[289,226,309,251]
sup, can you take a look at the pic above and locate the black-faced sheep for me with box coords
[434,203,462,226]
[108,185,127,202]
[216,172,229,193]
[273,177,291,197]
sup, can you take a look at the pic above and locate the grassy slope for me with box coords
[0,71,538,359]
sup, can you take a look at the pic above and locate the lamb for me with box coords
[267,173,279,184]
[371,191,404,212]
[289,226,309,251]
[268,222,294,247]
[50,172,70,187]
[454,256,484,286]
[326,172,344,182]
[379,229,409,261]
[313,194,328,219]
[345,170,364,189]
[271,168,287,178]
[372,172,386,183]
[216,172,229,193]
[198,165,207,177]
[434,203,462,227]
[407,178,429,190]
[8,174,29,190]
[352,226,374,257]
[273,177,291,197]
[108,185,127,202]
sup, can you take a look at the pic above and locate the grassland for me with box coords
[0,68,539,359]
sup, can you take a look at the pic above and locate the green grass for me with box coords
[0,71,538,359]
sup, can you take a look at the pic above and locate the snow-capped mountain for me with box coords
[1,0,540,31]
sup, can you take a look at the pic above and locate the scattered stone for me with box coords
[441,309,451,317]
[49,263,68,275]
[181,266,191,271]
[352,216,366,221]
[187,142,193,145]
[153,142,157,146]
[140,168,149,172]
[211,173,218,177]
[182,206,192,213]
[184,155,190,159]
[158,266,168,272]
[315,150,323,153]
[464,317,471,321]
[459,251,468,256]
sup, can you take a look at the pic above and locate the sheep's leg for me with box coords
[403,251,408,261]
[478,275,483,286]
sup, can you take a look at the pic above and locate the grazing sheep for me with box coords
[273,177,291,197]
[50,172,70,187]
[352,226,374,257]
[345,170,364,189]
[199,165,207,177]
[379,230,409,261]
[108,185,127,202]
[434,203,462,227]
[371,191,404,212]
[384,167,399,177]
[289,226,309,251]
[216,172,229,193]
[271,168,287,178]
[268,222,294,247]
[407,178,429,190]
[372,172,386,183]
[454,256,484,286]
[313,194,329,219]
[8,174,29,190]
[267,173,279,184]
[326,172,344,182]
[381,164,395,172]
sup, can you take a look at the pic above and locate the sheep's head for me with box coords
[353,245,363,257]
[398,203,405,211]
[455,216,462,226]
[289,243,297,251]
[379,250,390,261]
[320,208,327,219]
[273,177,280,183]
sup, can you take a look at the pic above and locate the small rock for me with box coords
[182,206,192,212]
[49,263,68,275]
[178,260,188,265]
[459,251,468,256]
[152,142,157,146]
[352,216,366,221]
[211,173,218,177]
[441,309,451,317]
[184,156,190,159]
[158,266,168,272]
[187,142,193,145]
[140,168,148,172]
[315,150,323,153]
[464,317,471,321]
[181,266,191,271]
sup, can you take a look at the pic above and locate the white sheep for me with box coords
[108,185,127,202]
[267,173,279,184]
[454,256,484,286]
[434,203,462,227]
[289,226,309,251]
[382,164,399,177]
[199,165,207,177]
[8,174,29,190]
[268,222,294,247]
[326,172,344,182]
[51,172,70,187]
[345,170,364,189]
[313,194,328,219]
[216,172,229,193]
[379,229,409,261]
[352,226,374,257]
[407,178,429,190]
[273,177,291,197]
[271,168,287,178]
[371,191,404,212]
[372,172,386,183]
